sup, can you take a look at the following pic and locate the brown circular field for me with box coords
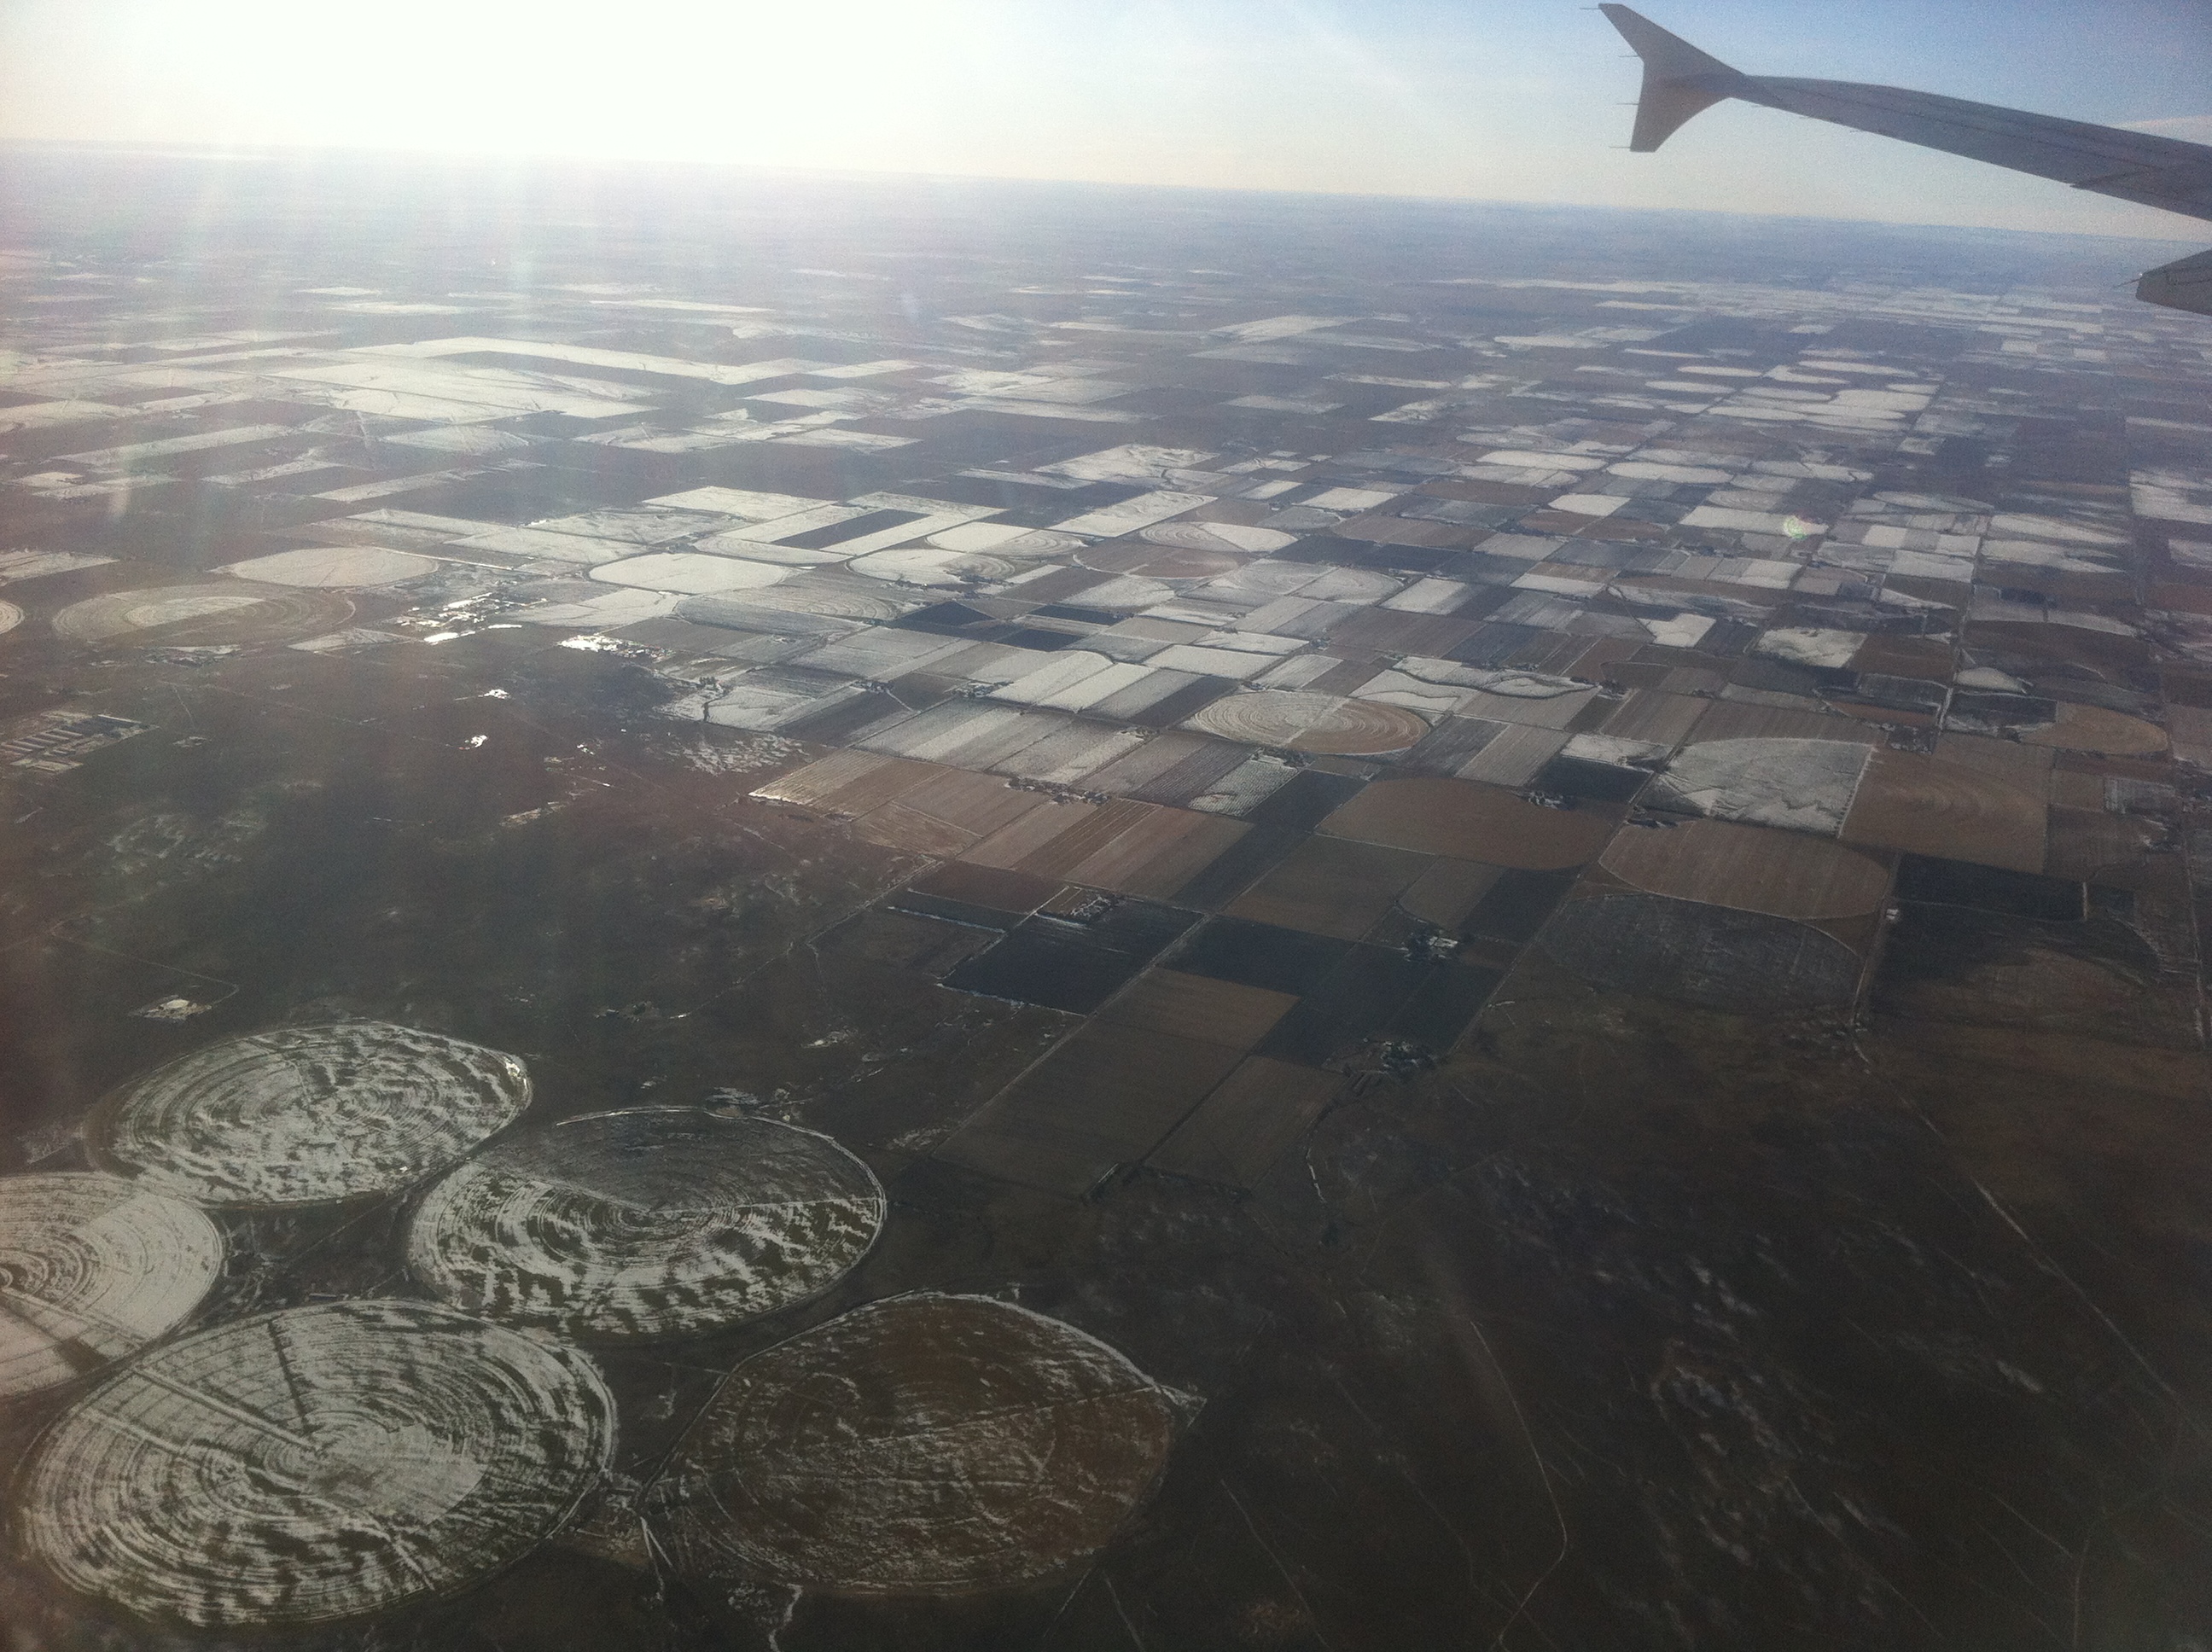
[1600,818,1891,919]
[1840,749,2047,874]
[1189,690,1430,755]
[93,1022,532,1207]
[0,1172,224,1401]
[1318,777,1617,868]
[20,1300,613,1629]
[406,1108,886,1340]
[2019,703,2168,756]
[646,1294,1181,1594]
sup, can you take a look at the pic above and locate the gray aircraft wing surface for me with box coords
[1598,4,2212,317]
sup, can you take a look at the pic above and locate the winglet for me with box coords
[1599,4,1748,152]
[2139,247,2212,317]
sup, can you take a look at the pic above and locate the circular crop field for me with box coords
[219,546,437,588]
[92,1022,531,1207]
[847,547,1022,587]
[407,1108,885,1340]
[1079,539,1241,580]
[1189,689,1430,755]
[20,1300,613,1629]
[1140,520,1297,555]
[51,584,353,647]
[648,1294,1180,1593]
[0,1172,224,1401]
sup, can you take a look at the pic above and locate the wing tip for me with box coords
[2139,247,2212,317]
[1603,5,1745,152]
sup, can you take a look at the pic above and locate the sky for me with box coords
[3,0,2209,241]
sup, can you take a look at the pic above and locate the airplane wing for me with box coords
[1598,4,2212,315]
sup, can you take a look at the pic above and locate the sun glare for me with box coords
[1,0,2199,234]
[35,1,1026,162]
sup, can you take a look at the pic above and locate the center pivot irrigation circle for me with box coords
[91,1023,532,1207]
[220,546,439,589]
[646,1294,1182,1594]
[50,584,352,647]
[406,1108,887,1340]
[0,1172,224,1400]
[1188,689,1431,755]
[20,1300,614,1630]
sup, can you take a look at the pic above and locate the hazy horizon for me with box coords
[4,1,2209,241]
[3,138,2205,264]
